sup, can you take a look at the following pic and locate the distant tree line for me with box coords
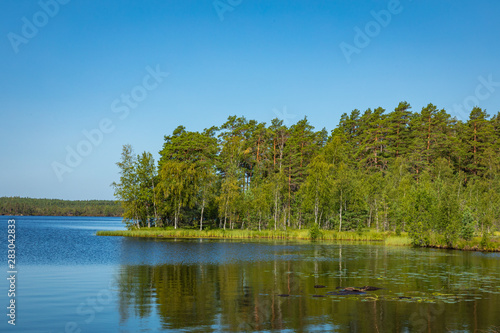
[112,102,500,244]
[0,197,123,217]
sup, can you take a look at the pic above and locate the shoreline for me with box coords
[96,228,387,242]
[96,229,500,252]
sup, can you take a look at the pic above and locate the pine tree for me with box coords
[386,101,412,161]
[463,107,495,176]
[357,107,387,170]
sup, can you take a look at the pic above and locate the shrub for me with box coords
[460,208,475,241]
[309,223,322,240]
[480,232,489,249]
[395,225,402,236]
[408,221,430,247]
[445,224,458,247]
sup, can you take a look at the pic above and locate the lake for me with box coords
[1,216,500,332]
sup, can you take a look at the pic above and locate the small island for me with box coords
[99,104,500,252]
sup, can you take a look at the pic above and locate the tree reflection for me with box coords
[115,243,500,332]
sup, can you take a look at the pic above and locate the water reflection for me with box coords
[116,239,500,332]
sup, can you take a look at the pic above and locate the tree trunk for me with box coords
[256,135,260,163]
[283,208,287,230]
[368,206,372,228]
[288,160,291,220]
[152,178,158,226]
[200,198,205,231]
[474,121,477,175]
[135,203,140,229]
[223,204,227,230]
[147,204,151,228]
[274,191,278,231]
[273,138,276,167]
[427,114,431,152]
[339,189,343,232]
[298,209,302,230]
[288,205,291,228]
[384,202,388,231]
[258,211,262,231]
[174,202,181,229]
[314,189,319,225]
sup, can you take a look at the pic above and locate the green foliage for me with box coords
[0,197,122,217]
[408,222,430,247]
[356,222,364,235]
[480,232,489,249]
[97,227,389,241]
[309,223,322,240]
[112,145,159,229]
[460,208,476,241]
[109,105,500,244]
[299,155,334,227]
[395,225,402,236]
[444,223,458,247]
[385,235,412,246]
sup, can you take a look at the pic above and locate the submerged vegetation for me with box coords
[110,103,500,250]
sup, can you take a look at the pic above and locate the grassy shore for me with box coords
[96,228,500,252]
[385,232,500,251]
[96,227,387,241]
[418,233,500,252]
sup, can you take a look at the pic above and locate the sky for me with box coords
[1,0,499,200]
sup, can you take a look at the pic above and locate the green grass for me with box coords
[96,228,388,241]
[385,234,412,246]
[96,228,500,251]
[417,233,500,252]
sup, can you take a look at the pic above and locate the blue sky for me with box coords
[1,0,499,200]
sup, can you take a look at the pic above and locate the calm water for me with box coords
[1,216,500,332]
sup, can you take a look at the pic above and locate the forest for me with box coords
[0,197,123,217]
[112,102,500,246]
